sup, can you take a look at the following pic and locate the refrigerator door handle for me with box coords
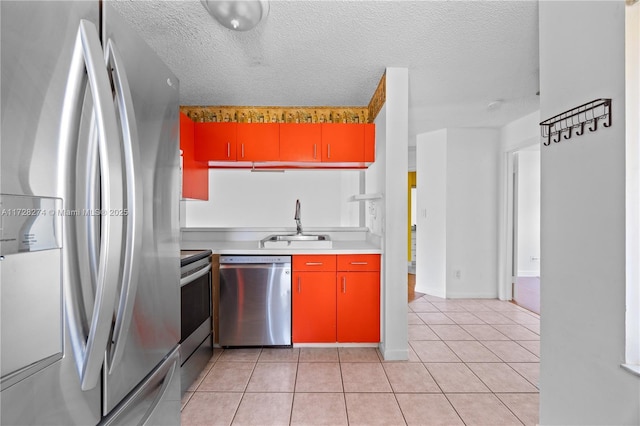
[99,347,179,426]
[59,20,125,391]
[139,355,178,426]
[104,39,143,374]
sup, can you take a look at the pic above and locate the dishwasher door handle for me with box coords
[220,264,290,270]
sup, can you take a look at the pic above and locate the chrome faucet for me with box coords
[295,199,302,235]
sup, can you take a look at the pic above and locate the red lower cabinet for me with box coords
[292,271,336,343]
[292,254,380,344]
[292,255,337,343]
[336,271,380,343]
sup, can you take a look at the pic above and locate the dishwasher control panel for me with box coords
[220,255,291,264]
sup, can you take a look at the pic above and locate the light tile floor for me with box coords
[181,294,540,425]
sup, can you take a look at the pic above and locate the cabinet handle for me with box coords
[227,142,230,158]
[297,276,301,293]
[305,262,323,266]
[327,144,331,159]
[313,143,317,159]
[342,276,346,293]
[350,262,368,265]
[241,143,245,158]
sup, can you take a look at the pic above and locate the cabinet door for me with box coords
[337,271,380,343]
[337,254,380,272]
[321,124,365,162]
[279,123,321,162]
[180,113,208,200]
[293,254,336,271]
[364,123,375,163]
[292,271,337,343]
[195,122,237,161]
[237,123,279,161]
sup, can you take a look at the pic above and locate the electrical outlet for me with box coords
[454,269,462,280]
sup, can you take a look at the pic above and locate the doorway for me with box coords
[408,171,420,301]
[510,146,541,314]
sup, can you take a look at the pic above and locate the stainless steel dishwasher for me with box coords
[219,255,292,347]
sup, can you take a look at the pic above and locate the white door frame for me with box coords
[498,138,538,300]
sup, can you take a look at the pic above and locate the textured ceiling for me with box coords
[110,0,540,144]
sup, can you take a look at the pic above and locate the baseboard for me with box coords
[415,284,446,298]
[378,343,409,361]
[293,343,378,348]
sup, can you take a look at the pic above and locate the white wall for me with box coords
[516,148,540,277]
[501,111,540,153]
[365,68,409,361]
[446,129,500,298]
[364,105,386,237]
[539,1,639,424]
[625,0,640,370]
[184,169,360,228]
[416,129,447,298]
[416,128,500,299]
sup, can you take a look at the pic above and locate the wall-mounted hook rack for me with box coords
[539,98,611,146]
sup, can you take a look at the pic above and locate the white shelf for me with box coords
[348,193,383,202]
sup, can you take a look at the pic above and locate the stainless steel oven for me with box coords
[179,250,213,395]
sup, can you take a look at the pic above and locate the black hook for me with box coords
[603,100,612,127]
[576,122,585,136]
[563,126,573,140]
[543,125,552,146]
[553,130,562,143]
[589,117,598,132]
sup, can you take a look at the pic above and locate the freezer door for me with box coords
[101,3,181,416]
[0,1,101,424]
[99,347,181,426]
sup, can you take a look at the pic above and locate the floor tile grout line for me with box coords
[492,392,528,426]
[338,357,350,425]
[440,391,469,425]
[183,298,539,425]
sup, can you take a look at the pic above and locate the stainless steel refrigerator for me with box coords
[0,1,181,424]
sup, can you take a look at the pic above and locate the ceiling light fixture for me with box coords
[201,0,269,31]
[487,100,503,111]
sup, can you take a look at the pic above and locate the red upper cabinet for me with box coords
[236,123,279,162]
[191,120,374,167]
[321,123,365,163]
[279,123,321,162]
[194,122,237,161]
[364,123,375,163]
[180,113,208,200]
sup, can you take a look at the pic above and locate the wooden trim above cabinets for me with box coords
[181,106,370,124]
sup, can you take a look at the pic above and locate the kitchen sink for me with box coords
[260,234,332,248]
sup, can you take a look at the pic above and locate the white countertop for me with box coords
[180,227,382,255]
[180,240,381,255]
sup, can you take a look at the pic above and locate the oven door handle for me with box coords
[180,264,212,287]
